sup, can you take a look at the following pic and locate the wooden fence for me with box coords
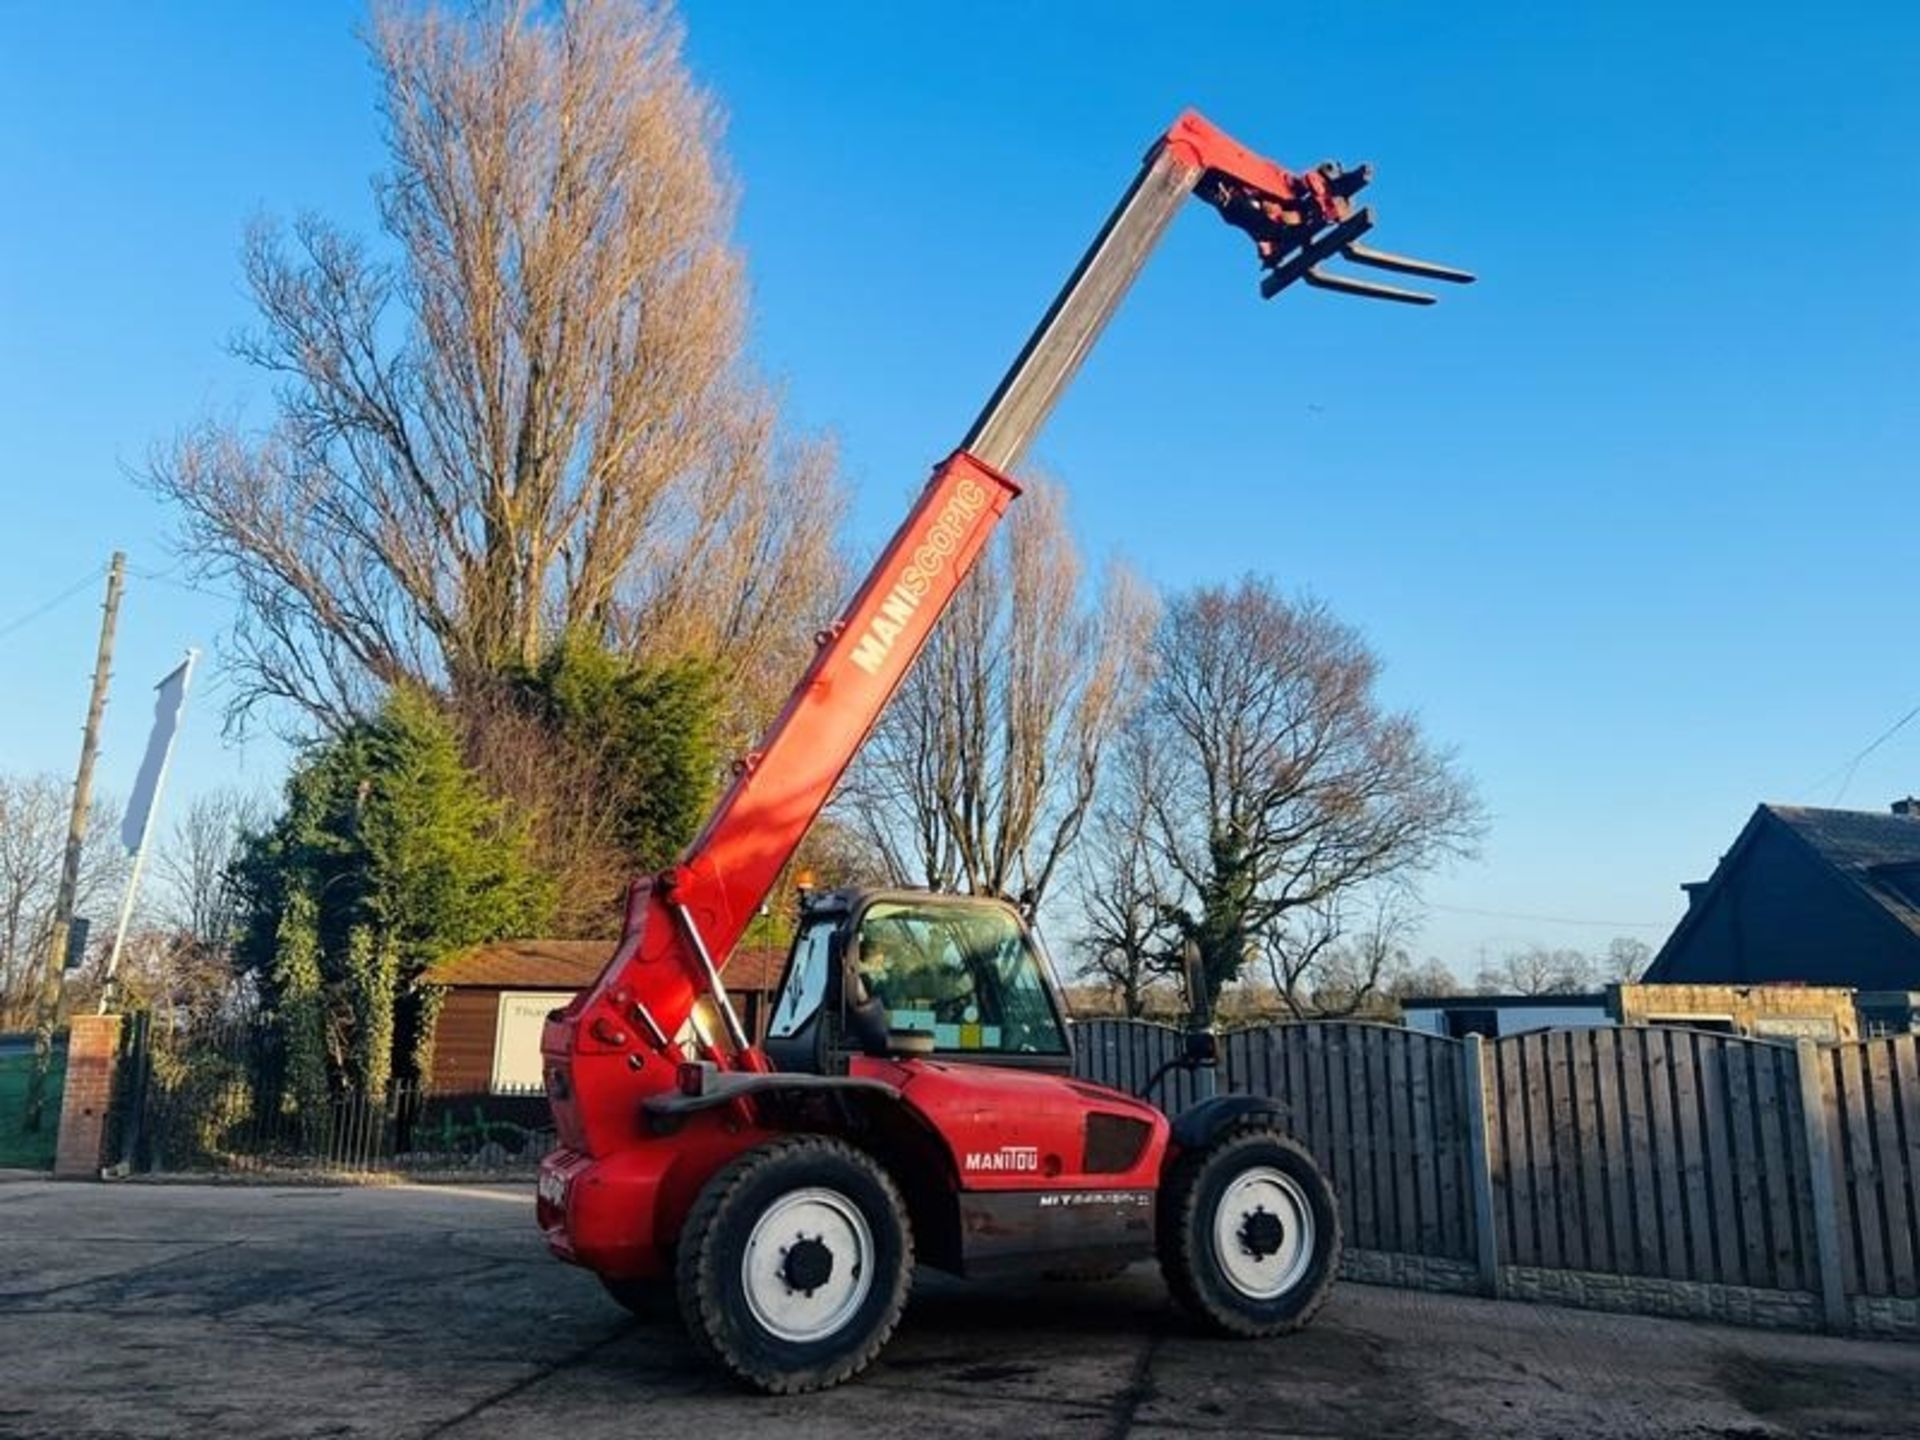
[1484,1026,1820,1292]
[1226,1023,1478,1263]
[1070,1017,1207,1116]
[1074,1020,1476,1262]
[1822,1035,1920,1301]
[1072,1018,1920,1334]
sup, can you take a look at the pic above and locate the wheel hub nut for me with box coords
[780,1234,835,1295]
[1238,1206,1285,1260]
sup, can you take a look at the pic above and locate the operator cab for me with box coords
[762,889,1074,1076]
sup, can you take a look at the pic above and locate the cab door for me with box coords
[762,916,842,1073]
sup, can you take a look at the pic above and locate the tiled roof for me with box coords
[1767,805,1920,939]
[725,947,790,991]
[430,939,788,992]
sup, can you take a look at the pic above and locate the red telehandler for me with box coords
[539,110,1470,1392]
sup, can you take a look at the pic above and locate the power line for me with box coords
[1425,901,1666,932]
[1805,701,1920,805]
[133,554,187,584]
[0,558,239,649]
[129,564,237,603]
[0,564,108,643]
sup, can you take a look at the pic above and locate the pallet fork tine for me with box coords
[1341,240,1476,286]
[1303,267,1439,305]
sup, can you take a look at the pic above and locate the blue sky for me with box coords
[2,2,1916,972]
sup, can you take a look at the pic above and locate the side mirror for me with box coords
[845,977,893,1058]
[1182,940,1213,1028]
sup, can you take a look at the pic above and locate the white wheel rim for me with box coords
[741,1187,876,1344]
[1212,1165,1315,1301]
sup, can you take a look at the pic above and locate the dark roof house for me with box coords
[1643,800,1920,991]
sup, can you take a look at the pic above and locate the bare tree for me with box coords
[1469,936,1646,994]
[1474,945,1595,996]
[1071,733,1173,1017]
[1266,887,1420,1019]
[1141,577,1482,1009]
[0,775,65,1019]
[1601,935,1652,983]
[0,774,128,1027]
[851,480,1156,907]
[69,926,248,1032]
[155,788,266,950]
[1389,956,1462,1001]
[149,0,841,735]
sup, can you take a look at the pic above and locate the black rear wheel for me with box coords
[675,1136,912,1393]
[1158,1123,1340,1336]
[598,1274,672,1320]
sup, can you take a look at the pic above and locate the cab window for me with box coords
[854,901,1066,1055]
[768,919,834,1038]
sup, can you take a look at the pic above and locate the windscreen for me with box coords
[854,901,1067,1056]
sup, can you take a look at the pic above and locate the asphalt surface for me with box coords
[4,1180,1919,1439]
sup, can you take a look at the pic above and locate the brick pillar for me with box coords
[53,1013,122,1180]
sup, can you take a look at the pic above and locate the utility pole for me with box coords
[23,552,124,1134]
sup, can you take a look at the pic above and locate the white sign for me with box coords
[490,991,574,1093]
[121,656,195,853]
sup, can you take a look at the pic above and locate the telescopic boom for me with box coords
[546,111,1469,1129]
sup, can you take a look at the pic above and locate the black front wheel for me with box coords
[675,1136,912,1394]
[1157,1123,1340,1337]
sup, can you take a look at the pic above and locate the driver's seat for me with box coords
[845,969,936,1059]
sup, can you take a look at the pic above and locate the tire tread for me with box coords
[1158,1119,1342,1337]
[674,1135,913,1394]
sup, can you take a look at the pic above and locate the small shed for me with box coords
[426,940,789,1093]
[1857,990,1920,1036]
[1401,994,1611,1039]
[1610,981,1859,1042]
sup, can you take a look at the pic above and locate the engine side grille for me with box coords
[1083,1112,1152,1174]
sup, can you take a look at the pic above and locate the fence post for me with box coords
[111,1010,152,1176]
[1462,1033,1501,1297]
[1794,1038,1850,1331]
[52,1014,124,1179]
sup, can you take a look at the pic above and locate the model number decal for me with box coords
[963,1145,1040,1173]
[1038,1191,1151,1208]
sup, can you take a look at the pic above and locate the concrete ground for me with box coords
[4,1180,1919,1439]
